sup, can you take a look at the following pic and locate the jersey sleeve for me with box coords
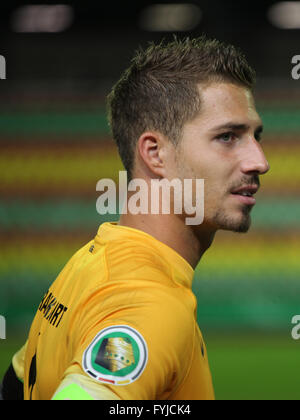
[67,285,195,400]
[51,373,120,400]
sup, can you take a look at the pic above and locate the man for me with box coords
[1,36,269,400]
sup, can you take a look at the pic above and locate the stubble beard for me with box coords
[212,205,252,233]
[174,149,254,233]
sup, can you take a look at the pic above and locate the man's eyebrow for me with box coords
[210,122,264,133]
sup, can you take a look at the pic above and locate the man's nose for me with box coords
[240,138,270,175]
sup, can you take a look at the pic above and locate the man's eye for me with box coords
[216,132,236,143]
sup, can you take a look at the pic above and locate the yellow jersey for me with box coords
[14,222,215,400]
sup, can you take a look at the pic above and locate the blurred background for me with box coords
[0,0,300,400]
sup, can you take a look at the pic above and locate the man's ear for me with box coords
[136,131,167,178]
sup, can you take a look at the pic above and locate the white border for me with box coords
[82,325,148,386]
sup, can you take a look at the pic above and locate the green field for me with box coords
[205,332,300,400]
[1,332,299,400]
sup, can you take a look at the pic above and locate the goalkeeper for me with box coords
[1,35,269,400]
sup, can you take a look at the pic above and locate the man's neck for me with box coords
[118,212,216,270]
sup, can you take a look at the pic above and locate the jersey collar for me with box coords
[97,222,195,289]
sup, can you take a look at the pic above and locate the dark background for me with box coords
[1,0,300,89]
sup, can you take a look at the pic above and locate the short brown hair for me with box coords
[107,35,256,180]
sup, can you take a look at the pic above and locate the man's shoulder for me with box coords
[104,238,174,285]
[54,227,195,316]
[104,240,196,325]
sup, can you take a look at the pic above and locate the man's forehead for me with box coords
[196,82,262,128]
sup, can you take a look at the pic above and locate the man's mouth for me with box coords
[230,185,259,206]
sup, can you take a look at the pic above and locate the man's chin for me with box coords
[213,211,252,233]
[230,220,251,233]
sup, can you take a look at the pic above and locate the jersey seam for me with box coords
[102,242,110,285]
[70,247,109,351]
[168,318,197,399]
